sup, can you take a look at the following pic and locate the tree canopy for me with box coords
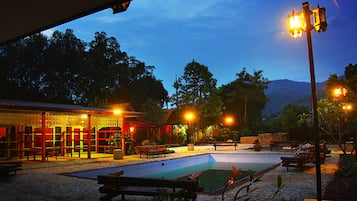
[0,29,168,110]
[219,68,270,135]
[171,60,224,129]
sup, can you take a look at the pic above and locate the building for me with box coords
[0,99,145,162]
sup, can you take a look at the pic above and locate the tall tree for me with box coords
[0,33,49,101]
[44,29,86,104]
[171,60,224,129]
[219,68,270,135]
[0,30,168,112]
[322,64,357,139]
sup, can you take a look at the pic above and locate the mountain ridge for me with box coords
[264,79,326,116]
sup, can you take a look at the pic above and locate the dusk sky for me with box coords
[48,0,357,95]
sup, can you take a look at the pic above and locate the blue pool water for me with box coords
[67,153,286,193]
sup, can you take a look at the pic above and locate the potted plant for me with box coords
[107,133,122,154]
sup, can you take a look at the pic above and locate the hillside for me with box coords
[263,79,326,116]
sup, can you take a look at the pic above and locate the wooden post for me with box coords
[87,114,91,159]
[41,112,46,162]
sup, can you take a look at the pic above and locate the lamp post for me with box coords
[185,111,195,144]
[288,2,327,201]
[225,116,234,138]
[113,109,121,128]
[333,87,348,142]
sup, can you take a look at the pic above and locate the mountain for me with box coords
[263,79,326,116]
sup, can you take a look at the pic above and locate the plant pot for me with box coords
[113,149,123,160]
[187,144,195,151]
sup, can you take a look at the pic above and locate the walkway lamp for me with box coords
[184,111,195,143]
[287,2,327,201]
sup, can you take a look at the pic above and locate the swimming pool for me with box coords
[68,153,286,193]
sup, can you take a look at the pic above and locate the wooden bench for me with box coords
[280,155,311,171]
[270,141,299,151]
[135,145,166,159]
[24,148,61,161]
[213,141,237,150]
[0,161,22,180]
[97,175,202,201]
[281,146,326,171]
[24,148,43,160]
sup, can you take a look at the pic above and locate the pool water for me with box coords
[142,161,275,193]
[67,153,286,193]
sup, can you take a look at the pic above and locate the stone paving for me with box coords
[0,144,340,201]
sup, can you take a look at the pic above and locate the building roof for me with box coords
[0,99,145,117]
[0,0,129,45]
[159,109,180,125]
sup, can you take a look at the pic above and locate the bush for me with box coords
[335,166,357,178]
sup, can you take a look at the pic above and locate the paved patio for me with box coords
[0,144,340,201]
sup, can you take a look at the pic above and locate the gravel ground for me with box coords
[0,145,340,201]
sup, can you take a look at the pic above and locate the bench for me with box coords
[270,141,299,151]
[24,148,61,161]
[281,145,326,171]
[135,145,166,159]
[0,161,22,180]
[213,141,237,150]
[24,148,43,160]
[97,175,202,201]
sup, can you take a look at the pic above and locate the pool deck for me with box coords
[0,144,341,201]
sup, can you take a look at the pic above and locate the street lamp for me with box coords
[288,2,327,201]
[333,87,348,98]
[333,87,347,140]
[225,116,234,138]
[113,109,121,128]
[225,116,234,126]
[184,111,195,144]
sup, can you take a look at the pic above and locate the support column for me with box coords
[41,112,46,162]
[87,114,91,159]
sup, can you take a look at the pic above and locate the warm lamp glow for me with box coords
[342,103,353,111]
[288,11,306,38]
[113,109,121,115]
[225,116,234,125]
[130,127,134,132]
[333,87,347,98]
[185,112,194,121]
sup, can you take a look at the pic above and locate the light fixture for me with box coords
[113,109,121,115]
[288,10,306,38]
[112,0,131,14]
[312,5,327,32]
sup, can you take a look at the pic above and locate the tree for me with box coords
[0,30,168,112]
[219,68,270,135]
[0,33,49,101]
[324,65,357,139]
[171,60,224,140]
[281,104,311,141]
[43,29,86,104]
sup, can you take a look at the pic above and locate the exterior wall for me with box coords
[258,133,288,145]
[0,110,124,159]
[240,136,258,144]
[240,133,288,145]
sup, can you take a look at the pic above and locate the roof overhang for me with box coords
[0,0,130,45]
[0,99,145,117]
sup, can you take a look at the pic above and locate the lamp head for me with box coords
[288,10,306,38]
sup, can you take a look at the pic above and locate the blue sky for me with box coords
[48,0,357,95]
